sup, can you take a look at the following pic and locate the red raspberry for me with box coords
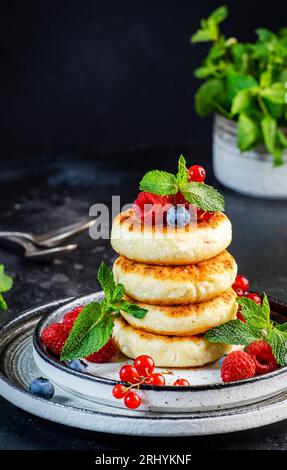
[221,351,256,383]
[41,323,68,356]
[133,192,172,224]
[62,306,83,334]
[237,308,246,323]
[85,338,117,363]
[245,341,278,375]
[173,191,189,208]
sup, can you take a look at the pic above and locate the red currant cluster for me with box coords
[232,275,261,322]
[112,355,190,409]
[133,164,214,225]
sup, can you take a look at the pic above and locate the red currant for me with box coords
[145,373,166,386]
[197,208,214,222]
[232,275,250,296]
[134,355,155,377]
[245,292,262,305]
[119,365,140,384]
[188,165,206,183]
[124,391,141,409]
[173,379,190,386]
[112,384,128,399]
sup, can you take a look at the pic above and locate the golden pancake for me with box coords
[120,288,237,336]
[113,251,237,305]
[113,317,231,367]
[111,209,232,264]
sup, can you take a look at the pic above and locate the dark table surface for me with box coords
[0,145,287,450]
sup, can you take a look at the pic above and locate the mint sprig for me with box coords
[0,265,13,311]
[60,262,147,361]
[139,155,225,212]
[205,294,287,366]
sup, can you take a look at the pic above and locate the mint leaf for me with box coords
[261,84,286,104]
[139,170,178,196]
[226,69,258,102]
[60,302,113,360]
[238,113,260,151]
[0,295,8,311]
[236,295,269,329]
[209,5,228,24]
[112,283,125,303]
[120,301,148,319]
[205,319,262,345]
[182,182,225,212]
[231,89,255,116]
[176,155,188,189]
[98,262,116,303]
[261,115,277,155]
[276,322,287,332]
[0,265,13,311]
[0,265,13,293]
[191,29,216,43]
[266,328,287,366]
[195,79,225,117]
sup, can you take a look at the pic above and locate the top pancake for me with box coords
[111,209,232,264]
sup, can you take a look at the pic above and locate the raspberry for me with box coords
[221,351,256,383]
[133,192,172,224]
[245,341,278,375]
[85,338,117,363]
[62,306,83,334]
[41,323,68,356]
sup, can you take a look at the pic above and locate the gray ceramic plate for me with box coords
[32,292,287,413]
[0,295,287,435]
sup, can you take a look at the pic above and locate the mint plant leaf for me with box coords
[182,182,225,212]
[238,113,260,151]
[97,261,116,303]
[208,5,228,25]
[261,115,277,156]
[60,302,113,360]
[226,69,258,102]
[261,84,286,104]
[120,301,148,319]
[195,79,225,116]
[139,170,178,196]
[191,29,216,43]
[204,319,262,345]
[231,89,255,116]
[266,328,287,366]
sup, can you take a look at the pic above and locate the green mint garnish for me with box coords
[0,265,13,311]
[60,262,147,361]
[139,155,225,212]
[205,294,287,366]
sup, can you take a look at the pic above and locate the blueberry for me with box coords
[166,206,190,227]
[29,377,54,399]
[68,359,87,373]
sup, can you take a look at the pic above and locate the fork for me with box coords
[0,218,97,248]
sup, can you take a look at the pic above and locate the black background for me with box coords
[1,0,286,157]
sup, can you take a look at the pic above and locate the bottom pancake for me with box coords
[113,317,231,368]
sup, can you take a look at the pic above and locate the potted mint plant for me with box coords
[191,6,287,198]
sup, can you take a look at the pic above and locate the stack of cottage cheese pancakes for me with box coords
[111,208,238,367]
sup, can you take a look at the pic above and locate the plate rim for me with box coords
[32,291,287,392]
[1,298,287,436]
